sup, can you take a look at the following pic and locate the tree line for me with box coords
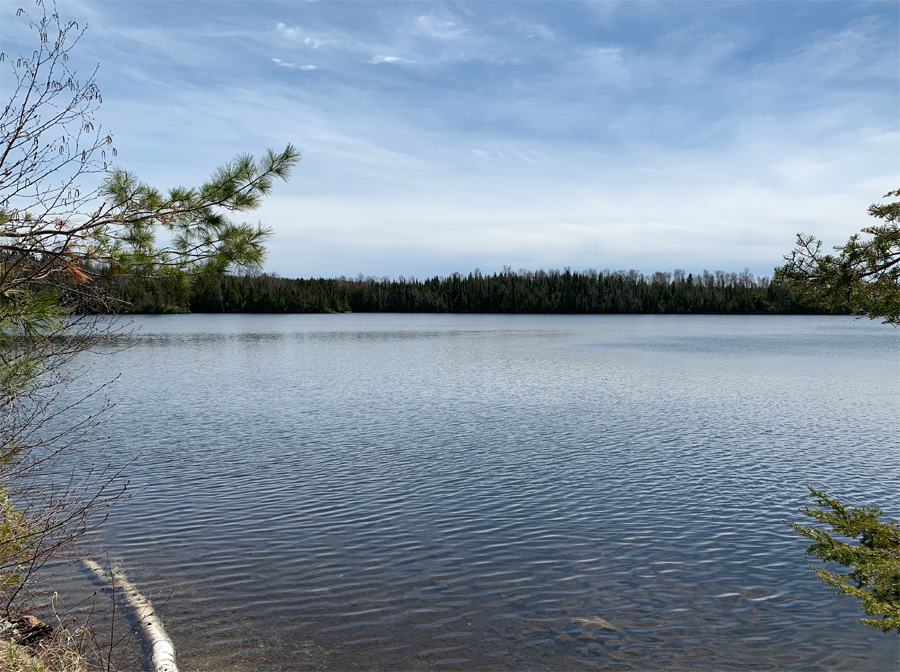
[99,266,844,315]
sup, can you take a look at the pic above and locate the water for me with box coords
[51,315,899,669]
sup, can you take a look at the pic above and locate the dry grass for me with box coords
[3,642,86,672]
[2,634,90,672]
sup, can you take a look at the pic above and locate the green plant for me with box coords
[777,189,899,324]
[790,486,900,632]
[0,488,29,589]
[780,191,899,633]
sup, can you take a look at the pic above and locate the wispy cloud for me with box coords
[271,58,316,70]
[414,13,468,40]
[368,55,414,65]
[785,21,897,82]
[503,17,554,40]
[21,0,895,278]
[579,45,630,85]
[276,22,338,49]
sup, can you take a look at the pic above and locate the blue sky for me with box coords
[3,1,898,279]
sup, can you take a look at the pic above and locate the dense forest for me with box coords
[98,267,843,315]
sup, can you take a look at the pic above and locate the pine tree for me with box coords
[780,192,900,633]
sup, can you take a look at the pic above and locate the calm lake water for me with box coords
[53,315,899,670]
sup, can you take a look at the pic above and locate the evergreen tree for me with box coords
[778,189,900,324]
[780,191,900,633]
[790,488,899,633]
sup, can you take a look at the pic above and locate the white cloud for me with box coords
[103,74,896,278]
[415,14,468,40]
[271,58,316,70]
[581,46,630,84]
[369,55,413,65]
[790,23,897,82]
[525,28,552,39]
[470,147,543,164]
[54,1,896,279]
[276,22,300,41]
[659,30,748,86]
[505,18,554,40]
[276,9,515,70]
[386,10,512,66]
[276,22,334,49]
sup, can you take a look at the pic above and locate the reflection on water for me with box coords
[53,315,899,670]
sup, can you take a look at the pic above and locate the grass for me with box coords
[3,635,89,672]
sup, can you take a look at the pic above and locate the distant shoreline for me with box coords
[91,268,846,317]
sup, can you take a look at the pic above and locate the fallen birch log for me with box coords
[82,559,178,672]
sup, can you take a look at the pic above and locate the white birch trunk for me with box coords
[82,559,179,672]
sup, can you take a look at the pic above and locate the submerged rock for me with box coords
[572,616,617,631]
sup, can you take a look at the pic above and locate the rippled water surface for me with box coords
[56,315,899,670]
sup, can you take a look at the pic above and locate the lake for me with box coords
[52,314,899,670]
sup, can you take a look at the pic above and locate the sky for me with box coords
[2,1,898,279]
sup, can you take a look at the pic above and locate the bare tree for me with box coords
[0,1,299,662]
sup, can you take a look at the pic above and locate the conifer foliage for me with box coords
[790,488,900,633]
[782,193,900,633]
[778,189,900,324]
